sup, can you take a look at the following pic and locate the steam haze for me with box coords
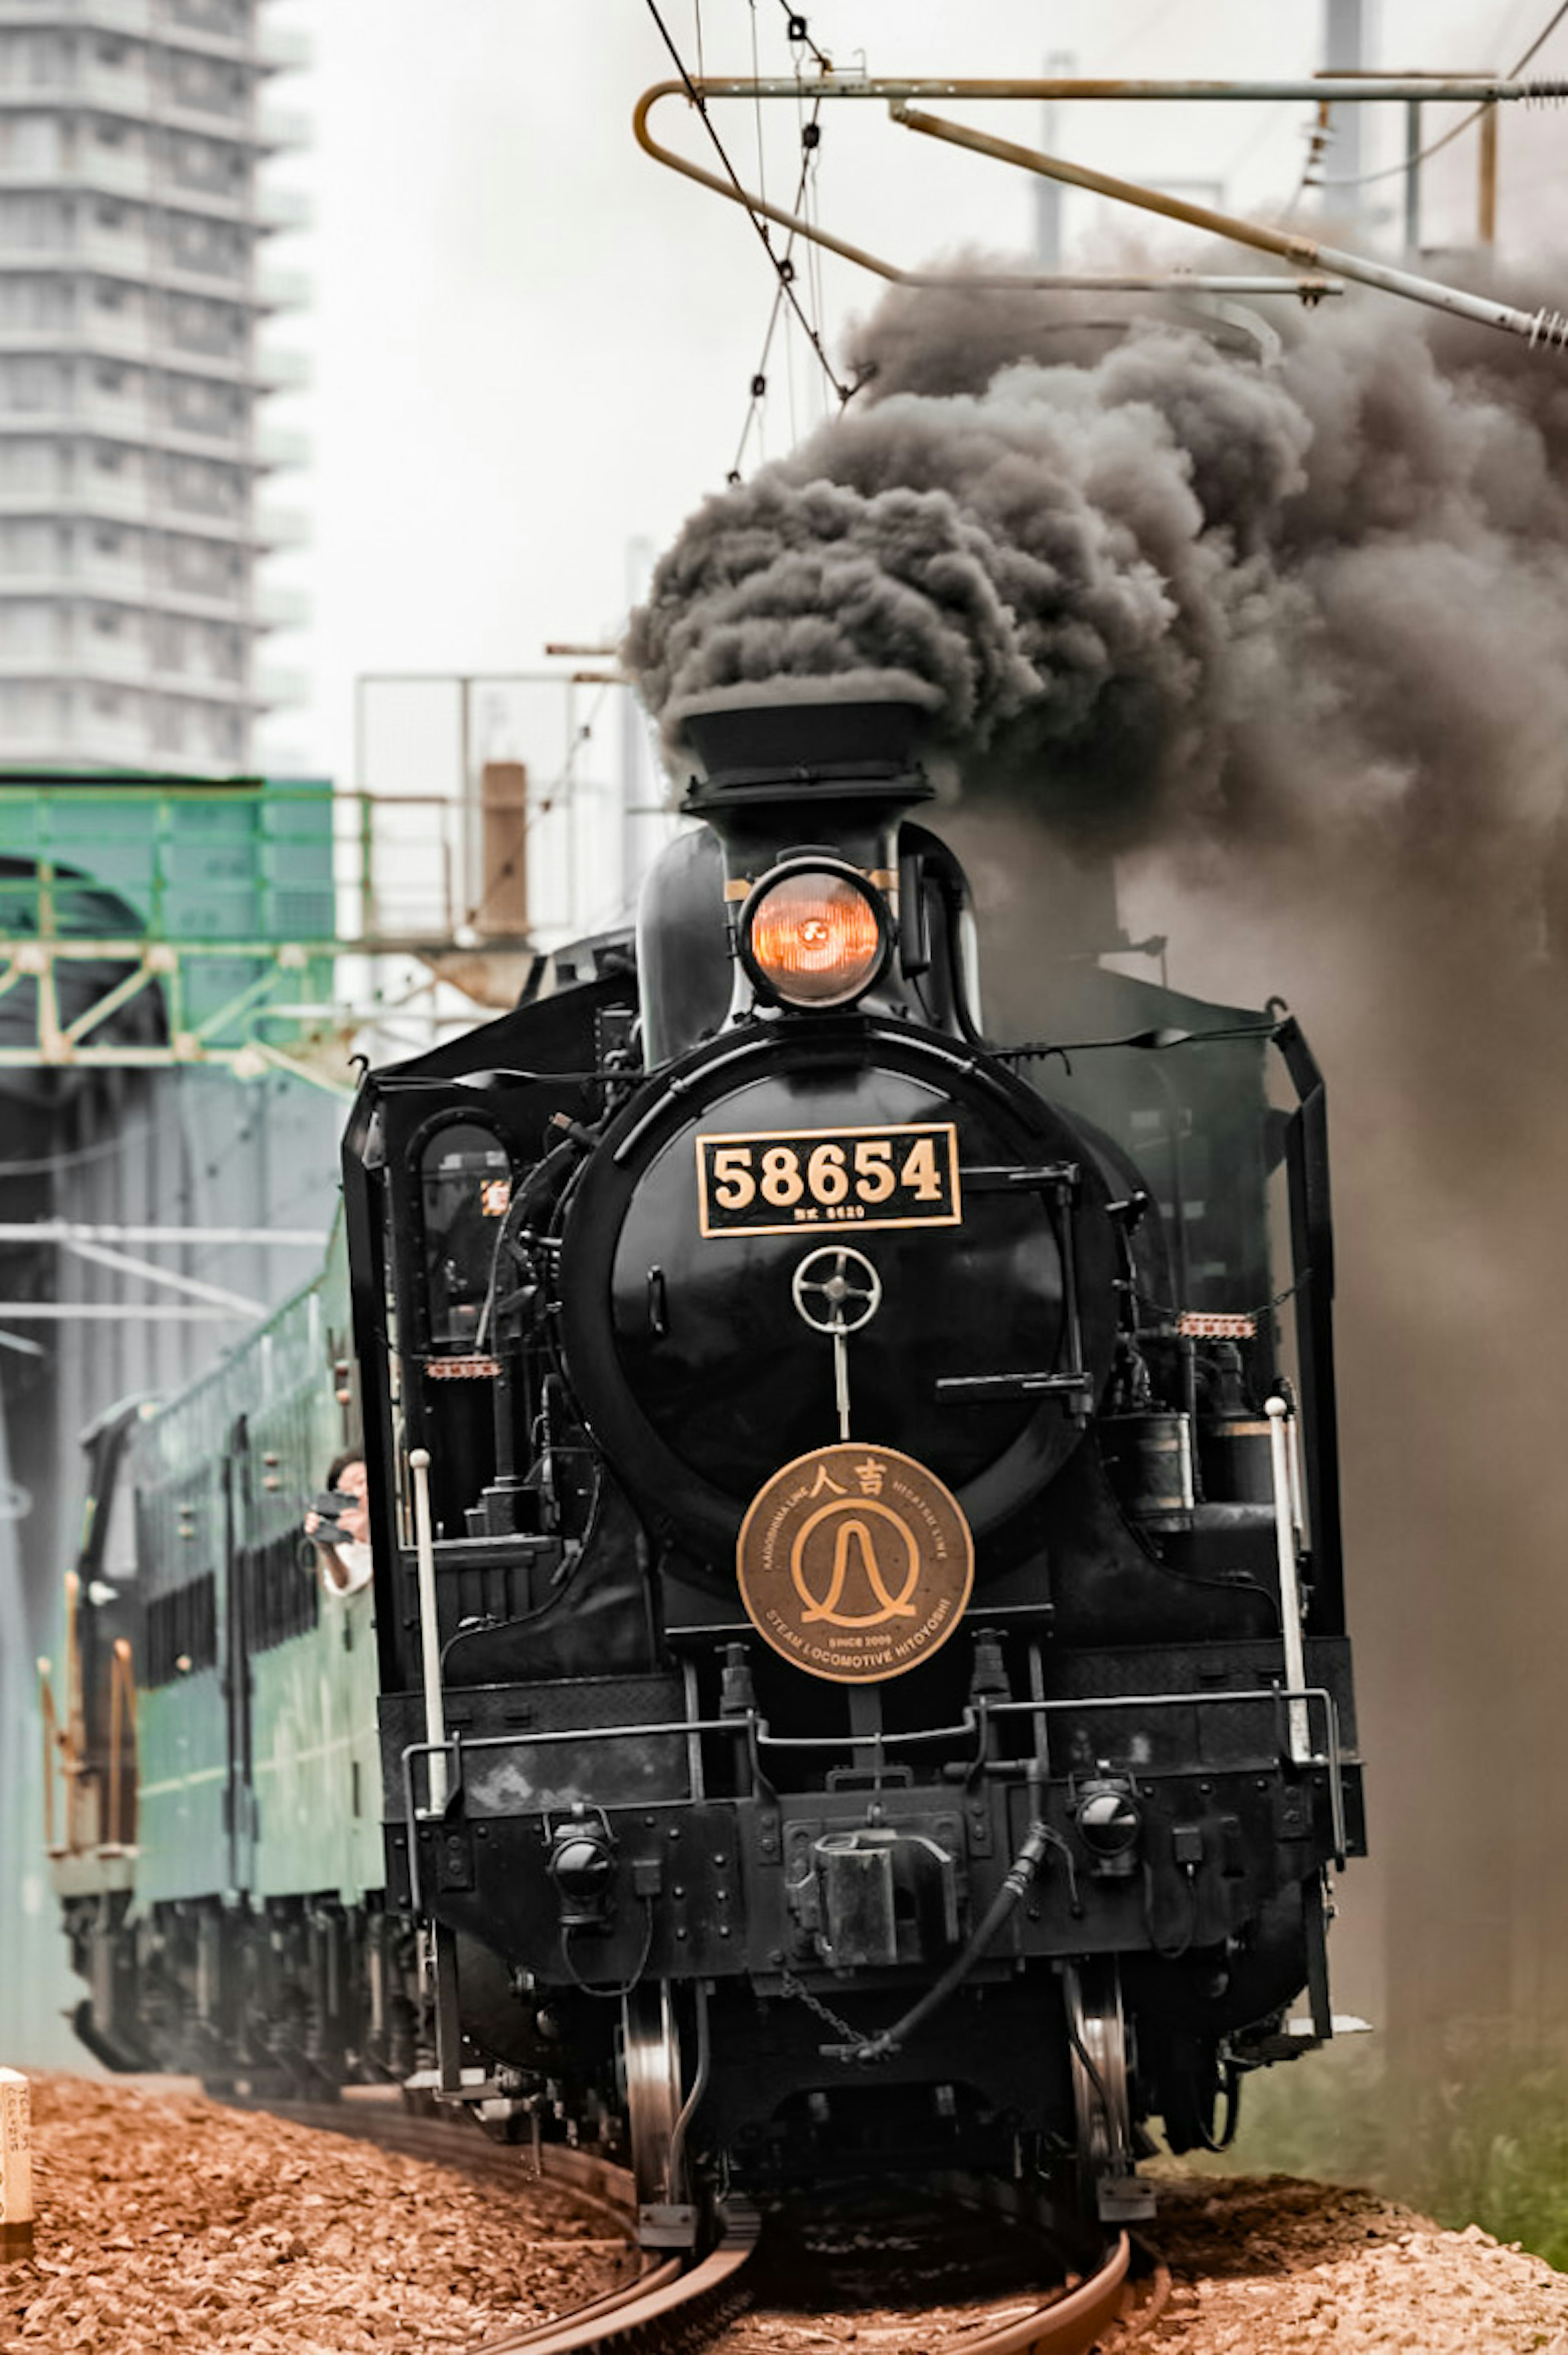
[628,264,1568,2078]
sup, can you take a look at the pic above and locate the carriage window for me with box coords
[418,1120,513,1355]
[95,1466,140,1586]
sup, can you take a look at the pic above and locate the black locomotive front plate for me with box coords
[695,1120,962,1238]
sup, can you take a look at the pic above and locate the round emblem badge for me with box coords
[735,1443,975,1684]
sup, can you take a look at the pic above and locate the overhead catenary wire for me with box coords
[775,0,830,74]
[0,1068,284,1190]
[748,0,766,211]
[0,1126,157,1180]
[800,80,829,426]
[641,0,852,404]
[732,0,782,477]
[731,87,826,479]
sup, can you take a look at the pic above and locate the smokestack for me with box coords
[682,696,929,790]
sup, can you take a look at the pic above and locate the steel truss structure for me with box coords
[0,777,530,1082]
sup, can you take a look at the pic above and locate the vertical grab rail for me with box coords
[1267,1396,1312,1765]
[104,1639,137,1855]
[62,1570,84,1851]
[37,1660,60,1856]
[409,1448,448,1813]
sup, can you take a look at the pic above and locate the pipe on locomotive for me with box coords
[409,1447,448,1814]
[831,1817,1058,2066]
[1266,1398,1312,1765]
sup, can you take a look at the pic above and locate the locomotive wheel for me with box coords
[623,1978,684,2213]
[1063,1958,1136,2211]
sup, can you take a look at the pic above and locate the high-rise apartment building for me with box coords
[0,0,307,772]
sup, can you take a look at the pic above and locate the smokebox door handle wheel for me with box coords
[790,1245,883,1335]
[792,1246,882,1442]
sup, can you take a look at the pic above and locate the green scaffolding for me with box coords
[0,775,337,1074]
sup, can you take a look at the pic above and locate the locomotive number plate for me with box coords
[696,1121,961,1239]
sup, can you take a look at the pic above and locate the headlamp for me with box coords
[738,860,890,1010]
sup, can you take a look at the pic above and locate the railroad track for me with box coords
[704,2177,1163,2355]
[231,2093,1162,2353]
[225,2089,759,2352]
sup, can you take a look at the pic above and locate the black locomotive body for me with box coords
[344,701,1363,2232]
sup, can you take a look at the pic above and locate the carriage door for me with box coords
[223,1413,257,1894]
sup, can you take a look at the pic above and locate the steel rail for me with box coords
[470,2259,682,2353]
[472,2201,759,2355]
[921,2172,1171,2351]
[951,2229,1131,2353]
[221,2090,635,2212]
[224,2090,765,2355]
[232,2094,1144,2352]
[468,2248,687,2355]
[222,2093,696,2350]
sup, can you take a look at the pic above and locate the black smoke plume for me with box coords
[627,261,1568,2121]
[627,272,1568,921]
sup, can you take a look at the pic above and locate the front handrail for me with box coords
[397,1681,1352,1909]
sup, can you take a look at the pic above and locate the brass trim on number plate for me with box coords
[695,1120,962,1239]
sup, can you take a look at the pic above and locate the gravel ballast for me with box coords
[0,2073,628,2354]
[1140,2174,1568,2354]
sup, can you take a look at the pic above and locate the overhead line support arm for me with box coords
[890,102,1568,347]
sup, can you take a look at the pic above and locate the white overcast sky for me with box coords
[253,0,1568,790]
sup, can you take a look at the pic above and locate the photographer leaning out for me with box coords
[304,1450,374,1597]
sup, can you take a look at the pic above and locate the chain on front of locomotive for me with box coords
[343,697,1364,2229]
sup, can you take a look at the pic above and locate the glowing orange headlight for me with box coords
[742,867,888,1009]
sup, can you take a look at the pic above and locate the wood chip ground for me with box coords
[1133,2174,1568,2354]
[1,2073,628,2354]
[9,2079,1568,2353]
[710,2174,1568,2353]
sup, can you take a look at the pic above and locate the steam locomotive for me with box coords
[50,698,1363,2236]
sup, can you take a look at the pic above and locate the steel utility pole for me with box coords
[1326,0,1370,202]
[1035,51,1073,270]
[1478,104,1498,245]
